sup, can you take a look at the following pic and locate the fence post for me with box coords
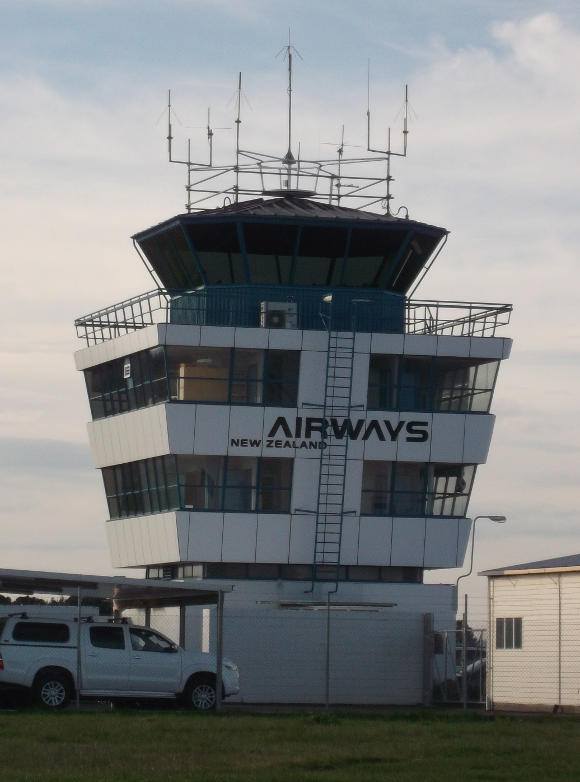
[423,613,434,706]
[462,594,468,710]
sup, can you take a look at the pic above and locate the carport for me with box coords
[0,568,232,709]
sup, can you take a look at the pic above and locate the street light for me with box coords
[456,515,507,591]
[456,514,506,710]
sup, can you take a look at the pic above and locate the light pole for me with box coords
[456,514,506,709]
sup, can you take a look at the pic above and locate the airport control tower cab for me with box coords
[74,57,512,609]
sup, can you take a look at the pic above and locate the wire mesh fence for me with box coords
[432,627,487,706]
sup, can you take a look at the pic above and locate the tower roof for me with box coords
[132,197,447,294]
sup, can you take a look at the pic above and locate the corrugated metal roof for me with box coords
[480,554,580,576]
[132,196,447,240]
[194,197,403,222]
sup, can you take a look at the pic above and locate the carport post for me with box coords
[215,591,224,712]
[75,585,81,710]
[179,603,186,648]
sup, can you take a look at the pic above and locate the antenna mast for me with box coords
[165,45,412,214]
[235,72,242,203]
[367,62,409,215]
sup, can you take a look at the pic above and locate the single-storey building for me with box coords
[481,554,580,712]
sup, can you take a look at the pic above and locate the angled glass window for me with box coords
[87,347,300,420]
[367,355,500,413]
[361,460,476,517]
[188,223,246,284]
[179,456,225,511]
[243,223,296,285]
[84,347,169,420]
[293,226,347,286]
[103,456,292,518]
[168,346,231,403]
[264,350,300,406]
[231,349,263,404]
[259,458,293,512]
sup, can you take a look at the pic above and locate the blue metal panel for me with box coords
[168,284,405,333]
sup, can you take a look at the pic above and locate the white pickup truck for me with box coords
[0,613,239,710]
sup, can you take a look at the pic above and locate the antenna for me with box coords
[277,32,302,181]
[367,62,409,214]
[235,72,242,203]
[164,45,414,214]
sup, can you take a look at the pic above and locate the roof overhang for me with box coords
[480,565,580,578]
[0,568,232,609]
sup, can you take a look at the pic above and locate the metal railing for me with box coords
[75,288,512,346]
[406,300,512,338]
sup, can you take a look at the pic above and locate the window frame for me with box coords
[495,617,523,650]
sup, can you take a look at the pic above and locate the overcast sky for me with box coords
[1,1,579,619]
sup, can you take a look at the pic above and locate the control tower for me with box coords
[74,58,511,703]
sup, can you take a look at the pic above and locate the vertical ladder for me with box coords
[311,327,356,589]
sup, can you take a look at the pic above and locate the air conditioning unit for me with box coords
[259,301,298,329]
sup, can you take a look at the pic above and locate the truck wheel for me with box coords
[185,675,217,711]
[34,671,72,709]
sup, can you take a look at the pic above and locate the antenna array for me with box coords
[166,51,410,215]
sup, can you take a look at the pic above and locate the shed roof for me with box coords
[0,568,231,608]
[480,554,580,577]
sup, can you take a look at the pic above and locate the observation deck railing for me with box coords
[75,288,512,346]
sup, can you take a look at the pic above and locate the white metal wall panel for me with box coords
[370,333,404,354]
[361,416,400,461]
[339,515,360,565]
[234,326,269,349]
[255,514,291,563]
[163,324,200,346]
[343,458,364,513]
[106,513,180,567]
[228,406,265,457]
[87,405,170,468]
[185,513,224,562]
[267,328,302,350]
[436,335,470,357]
[222,513,258,562]
[456,518,471,566]
[395,412,433,463]
[351,351,370,409]
[391,518,426,566]
[358,516,392,566]
[490,573,580,710]
[290,459,320,513]
[165,404,196,454]
[193,404,230,455]
[429,414,465,463]
[404,334,437,355]
[463,415,495,464]
[199,325,235,346]
[560,573,580,706]
[469,336,505,359]
[261,408,299,458]
[289,514,316,563]
[214,607,425,704]
[297,351,326,407]
[74,325,163,370]
[490,576,559,707]
[301,330,328,351]
[354,332,371,353]
[423,518,459,568]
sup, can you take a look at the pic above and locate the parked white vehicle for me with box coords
[0,613,239,710]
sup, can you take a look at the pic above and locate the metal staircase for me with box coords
[310,326,357,589]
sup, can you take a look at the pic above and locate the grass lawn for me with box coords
[0,709,578,781]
